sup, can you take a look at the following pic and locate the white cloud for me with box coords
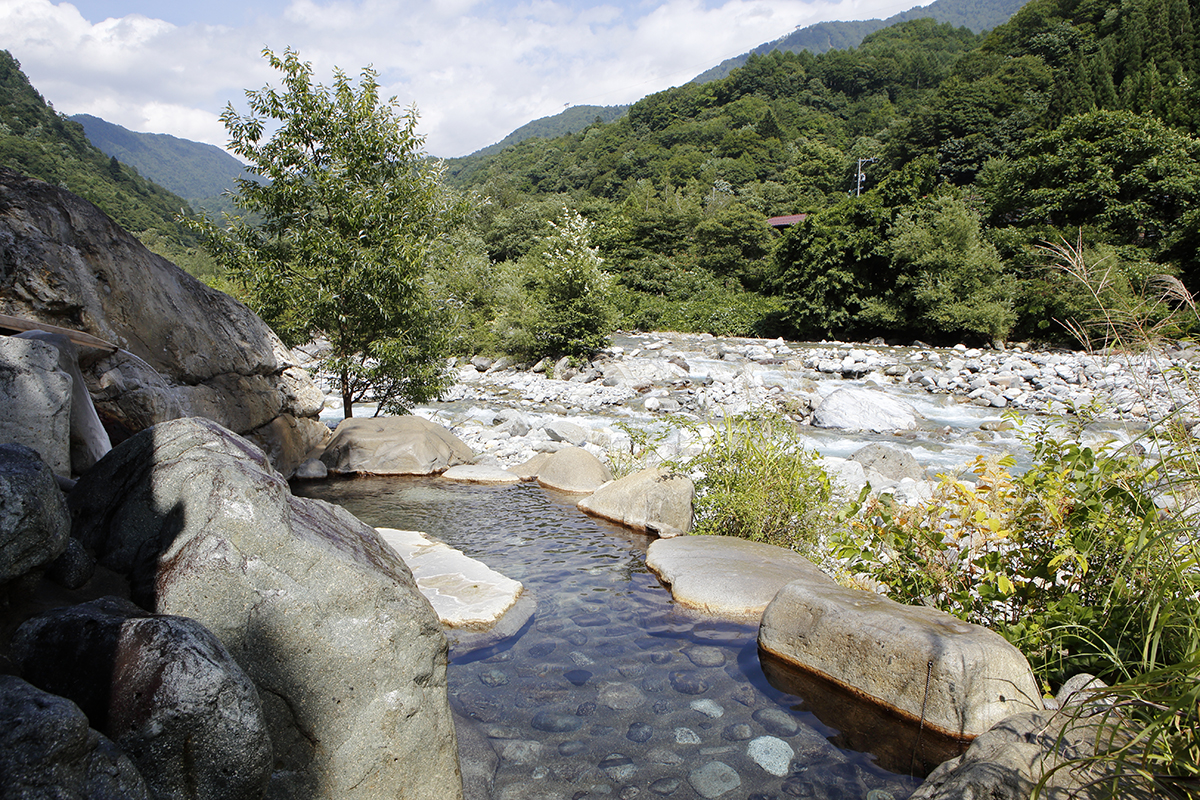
[0,0,924,158]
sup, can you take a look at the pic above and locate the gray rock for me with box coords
[15,330,112,474]
[0,170,325,471]
[68,417,462,800]
[759,579,1042,742]
[0,675,153,800]
[909,711,1112,800]
[454,713,497,800]
[0,442,69,585]
[12,596,271,800]
[535,447,613,494]
[494,409,531,437]
[0,336,73,475]
[320,414,474,475]
[291,457,328,480]
[812,388,919,433]
[509,452,551,481]
[688,760,741,798]
[747,735,794,776]
[544,418,587,446]
[245,413,331,478]
[751,708,800,737]
[46,535,96,589]
[848,443,925,482]
[577,467,693,536]
[646,535,836,619]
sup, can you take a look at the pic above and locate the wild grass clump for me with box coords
[685,413,834,550]
[606,413,836,552]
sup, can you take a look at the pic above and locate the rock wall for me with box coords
[0,168,327,476]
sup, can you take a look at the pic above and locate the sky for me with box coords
[0,0,925,158]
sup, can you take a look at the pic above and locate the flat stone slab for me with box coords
[758,579,1042,741]
[441,465,521,485]
[377,528,523,628]
[645,535,835,619]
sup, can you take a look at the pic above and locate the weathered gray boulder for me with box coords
[0,441,69,585]
[0,336,73,475]
[15,330,113,473]
[813,387,919,432]
[12,596,271,800]
[849,443,925,482]
[909,710,1115,800]
[69,417,463,800]
[535,446,613,494]
[759,580,1042,745]
[320,415,473,475]
[291,457,328,481]
[646,535,835,619]
[577,467,693,536]
[543,418,587,447]
[0,674,153,800]
[0,169,326,475]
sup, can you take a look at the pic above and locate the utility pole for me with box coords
[856,157,877,197]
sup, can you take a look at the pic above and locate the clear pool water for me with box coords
[295,476,923,800]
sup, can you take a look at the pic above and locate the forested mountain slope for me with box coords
[0,51,214,275]
[71,113,249,215]
[444,0,1200,346]
[693,0,1032,83]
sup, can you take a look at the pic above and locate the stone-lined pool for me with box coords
[295,476,922,800]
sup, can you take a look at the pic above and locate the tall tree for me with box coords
[194,48,464,417]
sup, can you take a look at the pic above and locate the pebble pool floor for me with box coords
[294,477,922,800]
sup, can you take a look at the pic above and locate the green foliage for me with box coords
[496,209,614,360]
[684,414,835,550]
[191,48,462,417]
[838,423,1178,689]
[884,194,1016,341]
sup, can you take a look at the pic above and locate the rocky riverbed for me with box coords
[300,332,1200,494]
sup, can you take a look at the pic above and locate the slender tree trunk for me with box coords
[341,365,354,418]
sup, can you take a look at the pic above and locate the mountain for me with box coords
[71,113,251,217]
[692,0,1033,83]
[464,105,629,159]
[0,50,215,278]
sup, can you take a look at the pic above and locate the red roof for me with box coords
[767,214,807,228]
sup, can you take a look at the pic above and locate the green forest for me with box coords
[443,0,1200,350]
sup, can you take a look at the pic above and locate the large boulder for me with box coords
[577,467,694,536]
[0,674,153,800]
[0,441,70,585]
[759,580,1042,748]
[0,336,73,475]
[320,415,474,475]
[535,446,612,494]
[645,535,835,619]
[0,169,326,475]
[15,330,112,474]
[812,387,919,433]
[12,596,272,800]
[848,442,925,482]
[68,417,463,800]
